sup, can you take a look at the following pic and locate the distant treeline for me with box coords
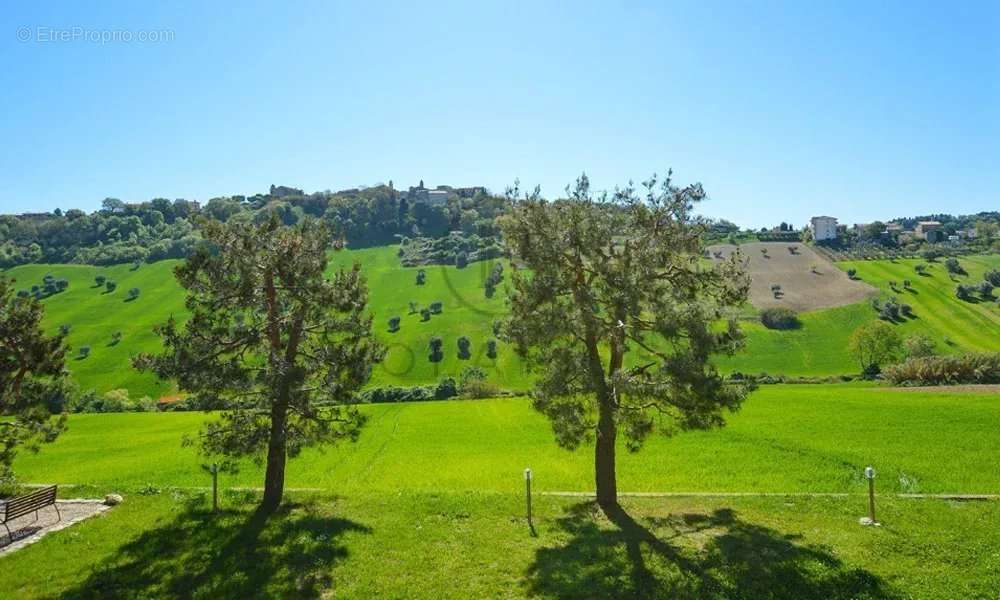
[0,185,510,268]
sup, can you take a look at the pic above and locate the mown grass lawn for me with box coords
[1,488,997,599]
[13,384,1000,495]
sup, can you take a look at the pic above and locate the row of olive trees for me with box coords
[3,172,753,518]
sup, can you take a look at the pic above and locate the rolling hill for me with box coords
[3,247,998,397]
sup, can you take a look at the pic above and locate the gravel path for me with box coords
[0,500,111,556]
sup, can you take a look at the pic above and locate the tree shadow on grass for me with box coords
[53,499,370,600]
[526,502,901,600]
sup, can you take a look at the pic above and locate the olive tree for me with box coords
[501,173,751,510]
[135,217,383,511]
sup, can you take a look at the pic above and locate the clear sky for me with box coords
[2,1,997,227]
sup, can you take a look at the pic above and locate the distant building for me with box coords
[915,221,944,242]
[810,216,839,241]
[403,181,483,206]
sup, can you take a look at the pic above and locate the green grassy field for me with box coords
[14,384,1000,495]
[4,383,1000,598]
[5,250,998,396]
[837,255,1000,352]
[2,261,186,398]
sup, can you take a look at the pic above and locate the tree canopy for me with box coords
[135,216,383,510]
[849,321,903,377]
[0,276,68,476]
[501,173,751,509]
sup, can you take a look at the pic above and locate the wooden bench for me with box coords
[0,485,60,538]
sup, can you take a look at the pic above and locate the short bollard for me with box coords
[211,463,219,513]
[525,468,535,535]
[860,466,879,526]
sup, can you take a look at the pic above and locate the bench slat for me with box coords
[1,485,57,523]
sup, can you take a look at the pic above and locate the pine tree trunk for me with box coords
[261,399,288,511]
[594,391,618,509]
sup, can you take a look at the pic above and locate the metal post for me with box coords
[524,468,533,529]
[868,474,876,523]
[211,463,219,513]
[862,466,878,526]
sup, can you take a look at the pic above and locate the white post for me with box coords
[861,466,879,526]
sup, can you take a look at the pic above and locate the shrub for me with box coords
[59,324,71,335]
[420,308,431,321]
[878,303,898,321]
[459,366,498,398]
[71,388,154,413]
[359,385,434,403]
[914,264,928,275]
[903,279,911,289]
[127,287,141,300]
[428,336,443,362]
[78,345,91,359]
[485,280,496,298]
[904,333,937,359]
[408,301,418,314]
[430,301,443,314]
[846,268,857,279]
[944,257,964,275]
[457,336,471,359]
[416,269,426,285]
[105,280,117,293]
[985,269,1000,287]
[977,281,994,298]
[455,251,468,268]
[388,316,401,332]
[486,339,497,359]
[110,331,123,345]
[849,321,903,377]
[55,279,69,292]
[956,284,975,301]
[16,290,29,299]
[884,352,1000,386]
[760,307,799,330]
[899,303,913,317]
[434,377,458,399]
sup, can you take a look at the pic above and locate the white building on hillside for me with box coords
[810,216,839,241]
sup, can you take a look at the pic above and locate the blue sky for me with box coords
[2,1,997,227]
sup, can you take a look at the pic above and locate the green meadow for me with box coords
[4,249,999,397]
[837,255,1000,352]
[14,384,1000,495]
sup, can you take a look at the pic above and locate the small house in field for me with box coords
[810,216,839,241]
